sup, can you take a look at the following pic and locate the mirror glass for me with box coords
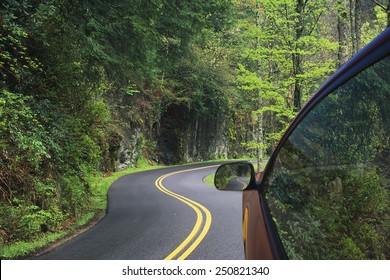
[214,162,254,191]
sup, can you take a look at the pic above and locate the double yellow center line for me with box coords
[154,165,218,260]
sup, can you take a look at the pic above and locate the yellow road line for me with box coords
[237,177,249,189]
[154,165,218,260]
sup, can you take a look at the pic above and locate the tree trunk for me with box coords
[349,0,357,54]
[293,0,304,111]
[385,0,390,27]
[255,1,264,172]
[256,109,264,172]
[355,0,362,51]
[338,0,349,67]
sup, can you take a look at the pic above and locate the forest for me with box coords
[0,0,389,256]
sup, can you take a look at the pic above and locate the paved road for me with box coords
[38,163,244,260]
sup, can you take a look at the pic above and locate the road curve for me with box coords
[38,162,244,260]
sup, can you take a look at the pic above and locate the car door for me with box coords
[215,28,390,259]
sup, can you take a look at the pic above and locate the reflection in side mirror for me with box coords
[214,162,255,191]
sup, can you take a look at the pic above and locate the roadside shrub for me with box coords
[0,199,65,243]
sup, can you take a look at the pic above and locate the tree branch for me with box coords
[371,0,387,10]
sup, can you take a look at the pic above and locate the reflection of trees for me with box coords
[265,56,390,259]
[215,163,251,190]
[215,165,231,189]
[269,165,389,259]
[289,62,390,168]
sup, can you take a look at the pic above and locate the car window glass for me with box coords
[264,55,390,259]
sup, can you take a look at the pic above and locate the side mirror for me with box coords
[214,162,256,191]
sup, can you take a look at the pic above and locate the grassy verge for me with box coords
[203,173,215,187]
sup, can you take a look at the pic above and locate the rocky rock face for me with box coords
[157,104,230,164]
[183,113,228,162]
[117,127,142,170]
[112,98,248,170]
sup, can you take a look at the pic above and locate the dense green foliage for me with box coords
[1,0,116,249]
[0,0,388,257]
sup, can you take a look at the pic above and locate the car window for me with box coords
[264,55,390,259]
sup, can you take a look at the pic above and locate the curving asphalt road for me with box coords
[38,163,244,260]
